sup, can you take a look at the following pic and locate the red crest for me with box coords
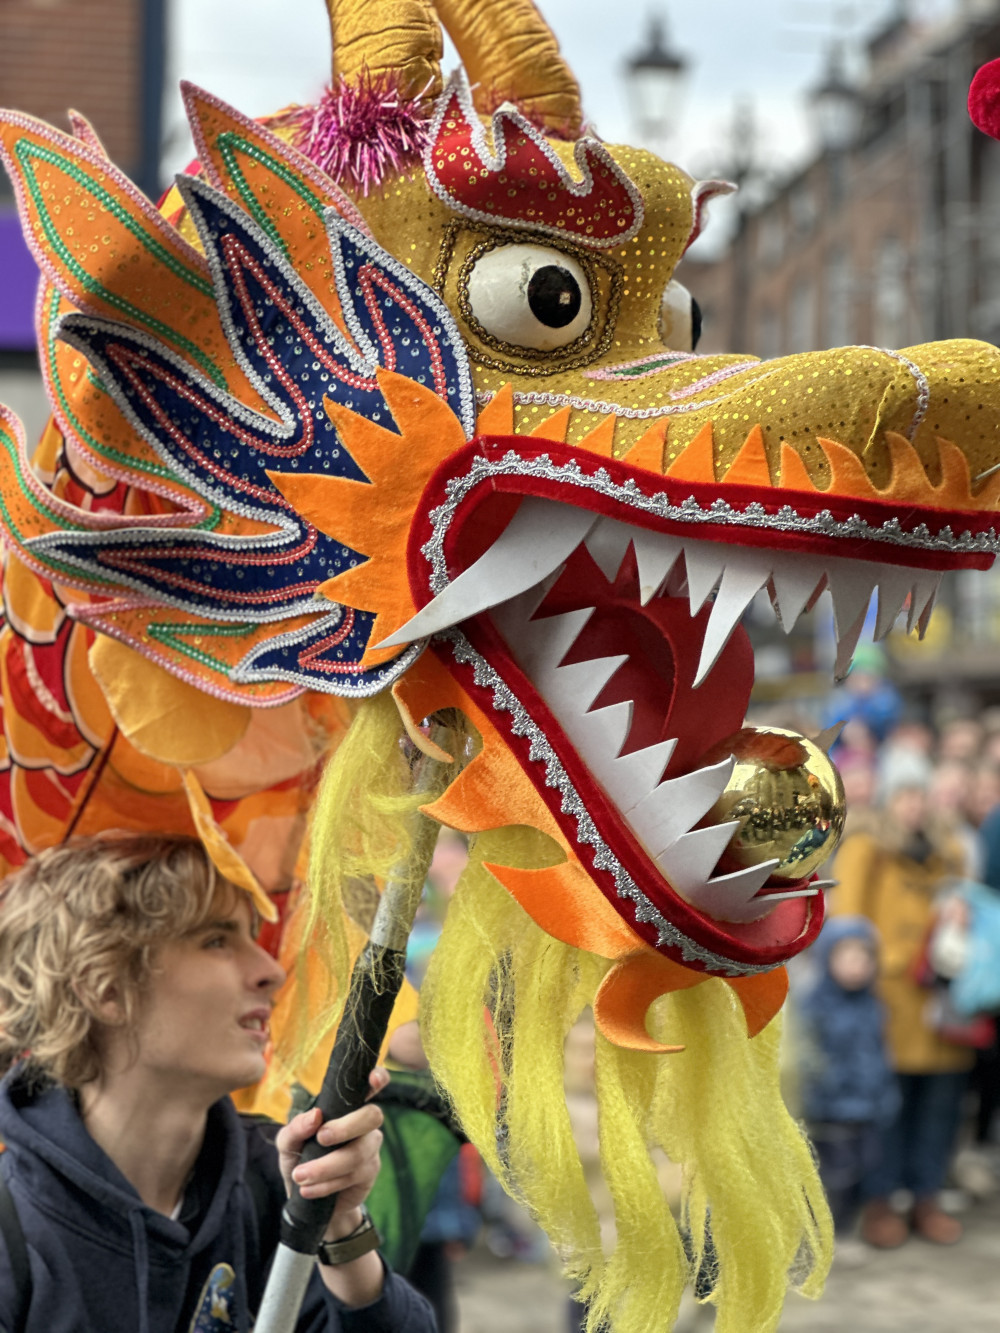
[424,74,644,249]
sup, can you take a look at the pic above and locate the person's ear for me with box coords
[75,978,126,1027]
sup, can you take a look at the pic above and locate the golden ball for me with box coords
[701,726,846,881]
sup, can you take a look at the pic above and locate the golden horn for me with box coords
[434,0,583,135]
[326,0,443,100]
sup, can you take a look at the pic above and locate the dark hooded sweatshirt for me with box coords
[0,1066,437,1333]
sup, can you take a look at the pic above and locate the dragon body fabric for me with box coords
[3,2,1000,1328]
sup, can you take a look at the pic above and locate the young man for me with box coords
[0,835,436,1332]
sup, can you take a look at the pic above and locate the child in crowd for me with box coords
[798,917,899,1240]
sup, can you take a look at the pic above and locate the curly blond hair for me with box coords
[0,835,235,1087]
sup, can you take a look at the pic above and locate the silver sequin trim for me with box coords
[441,628,773,978]
[421,452,1000,593]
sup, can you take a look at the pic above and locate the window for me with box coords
[788,278,816,353]
[825,248,853,347]
[757,305,780,360]
[872,235,909,349]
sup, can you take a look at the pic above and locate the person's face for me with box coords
[828,937,876,991]
[888,784,927,833]
[124,891,286,1102]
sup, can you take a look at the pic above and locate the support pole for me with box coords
[255,715,460,1333]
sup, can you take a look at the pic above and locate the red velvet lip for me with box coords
[432,587,823,976]
[405,434,849,972]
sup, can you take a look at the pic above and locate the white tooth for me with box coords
[874,566,913,640]
[755,884,822,903]
[676,861,781,924]
[656,819,741,889]
[376,497,597,647]
[566,699,634,771]
[626,756,735,855]
[543,654,628,714]
[504,607,594,679]
[918,587,938,640]
[908,572,943,635]
[693,559,771,687]
[826,561,877,640]
[682,541,729,615]
[600,737,677,810]
[632,530,683,605]
[489,571,561,637]
[585,518,635,580]
[833,604,869,682]
[768,554,826,631]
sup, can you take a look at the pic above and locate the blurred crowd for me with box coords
[782,642,1000,1264]
[397,643,1000,1324]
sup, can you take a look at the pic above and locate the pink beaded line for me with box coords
[0,109,211,322]
[3,379,208,541]
[71,599,305,708]
[36,283,217,517]
[296,606,362,673]
[667,360,761,399]
[181,82,372,238]
[222,232,380,414]
[356,262,449,398]
[423,71,645,251]
[585,350,696,381]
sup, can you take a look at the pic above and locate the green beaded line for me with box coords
[217,133,328,259]
[147,619,254,674]
[17,140,225,387]
[0,423,107,585]
[44,290,223,533]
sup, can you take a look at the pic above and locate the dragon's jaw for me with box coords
[380,447,973,971]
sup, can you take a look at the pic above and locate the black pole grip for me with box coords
[279,940,407,1255]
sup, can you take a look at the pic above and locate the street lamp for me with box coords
[809,43,861,153]
[625,14,688,151]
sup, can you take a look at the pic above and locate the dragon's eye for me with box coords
[465,244,594,351]
[659,279,701,352]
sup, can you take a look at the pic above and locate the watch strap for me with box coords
[316,1206,382,1266]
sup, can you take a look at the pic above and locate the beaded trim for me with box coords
[441,628,770,977]
[420,452,1000,598]
[487,346,932,439]
[434,220,624,376]
[423,71,645,252]
[232,610,425,696]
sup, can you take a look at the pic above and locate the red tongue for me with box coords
[536,546,754,778]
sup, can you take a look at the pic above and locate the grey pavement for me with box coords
[454,1193,1000,1333]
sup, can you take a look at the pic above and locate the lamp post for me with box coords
[624,14,688,154]
[809,43,861,154]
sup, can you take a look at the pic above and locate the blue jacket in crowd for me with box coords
[0,1065,437,1333]
[798,916,900,1126]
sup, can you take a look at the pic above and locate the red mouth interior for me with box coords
[525,544,755,778]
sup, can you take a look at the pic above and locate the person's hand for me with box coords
[275,1067,389,1239]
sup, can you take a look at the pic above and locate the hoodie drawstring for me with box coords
[128,1210,151,1333]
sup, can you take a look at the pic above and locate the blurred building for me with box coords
[0,0,166,441]
[680,0,1000,710]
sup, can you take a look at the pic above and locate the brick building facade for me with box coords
[681,2,1000,362]
[0,0,165,440]
[678,1,1000,706]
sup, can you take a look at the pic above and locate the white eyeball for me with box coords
[465,244,593,351]
[659,279,701,351]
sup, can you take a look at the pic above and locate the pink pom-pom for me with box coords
[969,59,1000,139]
[275,75,430,195]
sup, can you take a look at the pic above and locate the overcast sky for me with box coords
[162,0,958,249]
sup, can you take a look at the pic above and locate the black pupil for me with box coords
[527,265,582,329]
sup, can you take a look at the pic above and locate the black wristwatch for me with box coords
[316,1205,383,1266]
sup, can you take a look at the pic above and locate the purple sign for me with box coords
[0,212,39,351]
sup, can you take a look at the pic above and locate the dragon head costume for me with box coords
[2,2,1000,1328]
